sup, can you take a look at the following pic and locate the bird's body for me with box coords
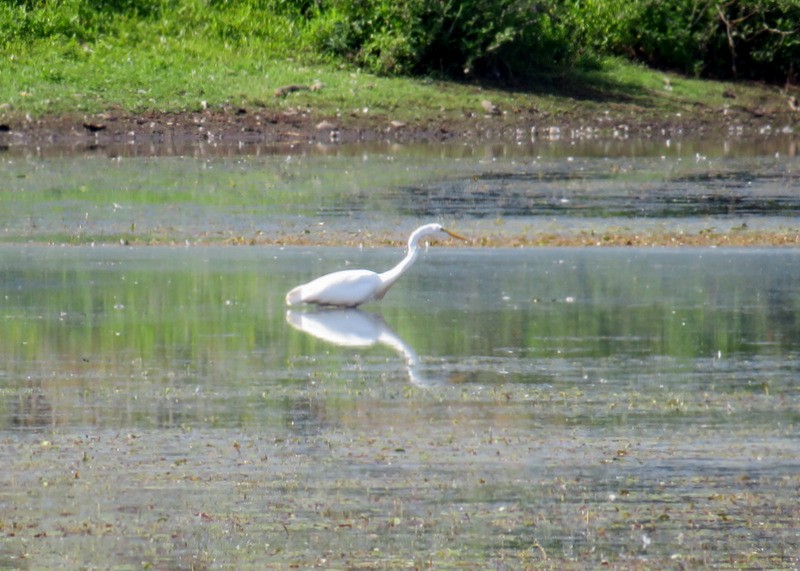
[285,269,385,307]
[285,223,466,307]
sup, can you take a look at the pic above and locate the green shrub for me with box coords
[627,0,799,83]
[308,0,576,78]
[1,0,796,84]
[559,0,640,59]
[1,0,93,42]
[712,0,800,83]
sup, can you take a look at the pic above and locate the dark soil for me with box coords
[0,96,797,155]
[0,108,461,150]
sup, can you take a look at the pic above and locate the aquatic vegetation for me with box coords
[1,246,799,568]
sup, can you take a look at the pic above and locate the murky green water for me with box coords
[1,134,799,567]
[1,135,799,245]
[2,244,799,568]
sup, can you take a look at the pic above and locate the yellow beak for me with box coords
[443,228,469,242]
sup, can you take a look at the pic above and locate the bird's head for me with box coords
[409,223,468,247]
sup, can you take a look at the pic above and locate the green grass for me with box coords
[1,9,793,132]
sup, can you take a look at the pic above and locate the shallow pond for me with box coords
[1,134,799,245]
[2,245,799,569]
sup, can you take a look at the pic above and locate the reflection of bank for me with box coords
[286,309,436,387]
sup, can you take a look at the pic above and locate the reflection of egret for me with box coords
[286,309,437,387]
[285,223,467,308]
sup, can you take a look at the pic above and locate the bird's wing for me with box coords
[290,269,382,307]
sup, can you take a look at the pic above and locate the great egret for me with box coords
[285,223,467,307]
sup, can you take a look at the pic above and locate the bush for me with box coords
[308,0,576,78]
[713,0,800,83]
[558,0,640,60]
[1,0,93,42]
[627,0,800,83]
[2,0,796,84]
[305,0,798,83]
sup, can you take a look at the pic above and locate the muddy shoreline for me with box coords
[1,98,798,153]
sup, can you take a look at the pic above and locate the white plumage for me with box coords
[285,223,467,307]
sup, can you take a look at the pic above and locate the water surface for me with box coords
[1,135,798,245]
[2,245,798,568]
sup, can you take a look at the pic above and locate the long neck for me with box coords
[375,226,436,299]
[378,243,420,293]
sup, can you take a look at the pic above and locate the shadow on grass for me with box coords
[462,60,660,107]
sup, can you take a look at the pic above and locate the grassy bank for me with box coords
[1,47,797,141]
[0,1,798,136]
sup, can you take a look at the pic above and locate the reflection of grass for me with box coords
[0,153,462,245]
[3,145,798,247]
[3,248,799,568]
[3,247,798,424]
[1,156,323,207]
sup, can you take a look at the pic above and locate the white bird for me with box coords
[285,223,467,307]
